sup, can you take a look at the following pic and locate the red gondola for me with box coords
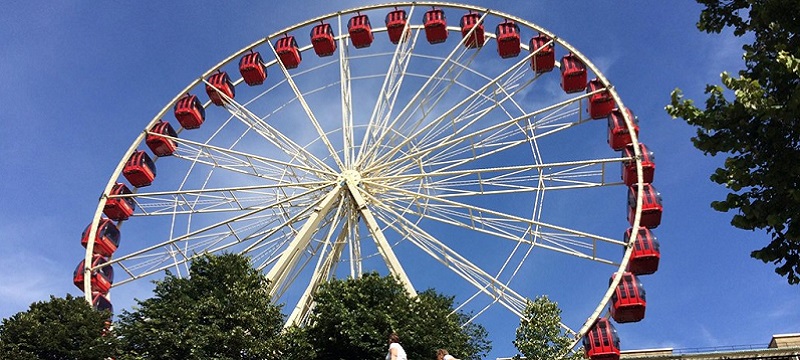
[276,35,302,69]
[423,8,448,44]
[205,71,235,106]
[311,23,336,57]
[495,20,521,58]
[80,218,120,257]
[103,183,135,221]
[146,120,178,157]
[621,143,655,187]
[92,292,113,313]
[628,183,663,229]
[385,9,408,44]
[587,78,615,119]
[609,272,647,323]
[607,108,640,151]
[626,227,660,275]
[73,255,114,294]
[239,51,267,86]
[583,317,620,360]
[529,34,555,73]
[348,14,373,49]
[560,53,587,93]
[123,150,156,188]
[459,12,485,48]
[173,94,205,130]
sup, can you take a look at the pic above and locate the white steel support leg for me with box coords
[343,173,416,296]
[266,185,344,298]
[286,224,348,327]
[348,206,362,278]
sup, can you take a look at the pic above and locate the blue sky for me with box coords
[1,1,798,359]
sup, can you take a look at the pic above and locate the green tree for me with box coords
[512,296,582,360]
[0,294,116,359]
[275,325,316,360]
[303,273,491,360]
[666,0,800,284]
[115,253,286,360]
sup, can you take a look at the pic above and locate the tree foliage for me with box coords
[115,253,286,359]
[666,0,800,284]
[0,294,116,359]
[513,296,582,360]
[302,273,491,360]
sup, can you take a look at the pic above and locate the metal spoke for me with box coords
[365,191,529,318]
[363,179,625,247]
[101,184,330,275]
[356,11,491,168]
[265,38,345,171]
[367,157,626,198]
[203,78,337,175]
[337,14,355,168]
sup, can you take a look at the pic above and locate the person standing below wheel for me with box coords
[386,333,408,360]
[436,349,460,360]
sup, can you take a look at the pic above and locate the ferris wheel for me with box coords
[76,2,662,354]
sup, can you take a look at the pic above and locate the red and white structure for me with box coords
[78,3,661,357]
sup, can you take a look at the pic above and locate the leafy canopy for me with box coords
[302,272,491,360]
[666,0,800,284]
[114,253,286,360]
[513,296,582,360]
[0,294,116,360]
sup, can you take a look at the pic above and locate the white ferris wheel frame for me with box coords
[81,1,648,349]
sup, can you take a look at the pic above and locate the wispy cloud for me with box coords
[698,324,724,347]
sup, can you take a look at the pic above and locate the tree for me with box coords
[666,0,800,284]
[302,273,491,360]
[512,296,582,360]
[0,294,116,359]
[115,253,286,360]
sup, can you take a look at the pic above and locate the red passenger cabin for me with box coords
[459,12,485,48]
[311,23,336,57]
[607,108,639,151]
[205,71,235,106]
[495,20,521,58]
[92,292,113,313]
[609,272,647,323]
[276,35,302,69]
[348,14,373,49]
[239,51,267,86]
[560,53,587,93]
[587,78,615,119]
[423,8,448,44]
[626,227,660,275]
[73,254,114,294]
[81,218,121,257]
[123,150,156,188]
[583,318,620,360]
[529,34,555,73]
[385,9,408,44]
[628,184,663,229]
[103,183,135,221]
[621,143,655,186]
[173,94,205,130]
[146,121,178,157]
